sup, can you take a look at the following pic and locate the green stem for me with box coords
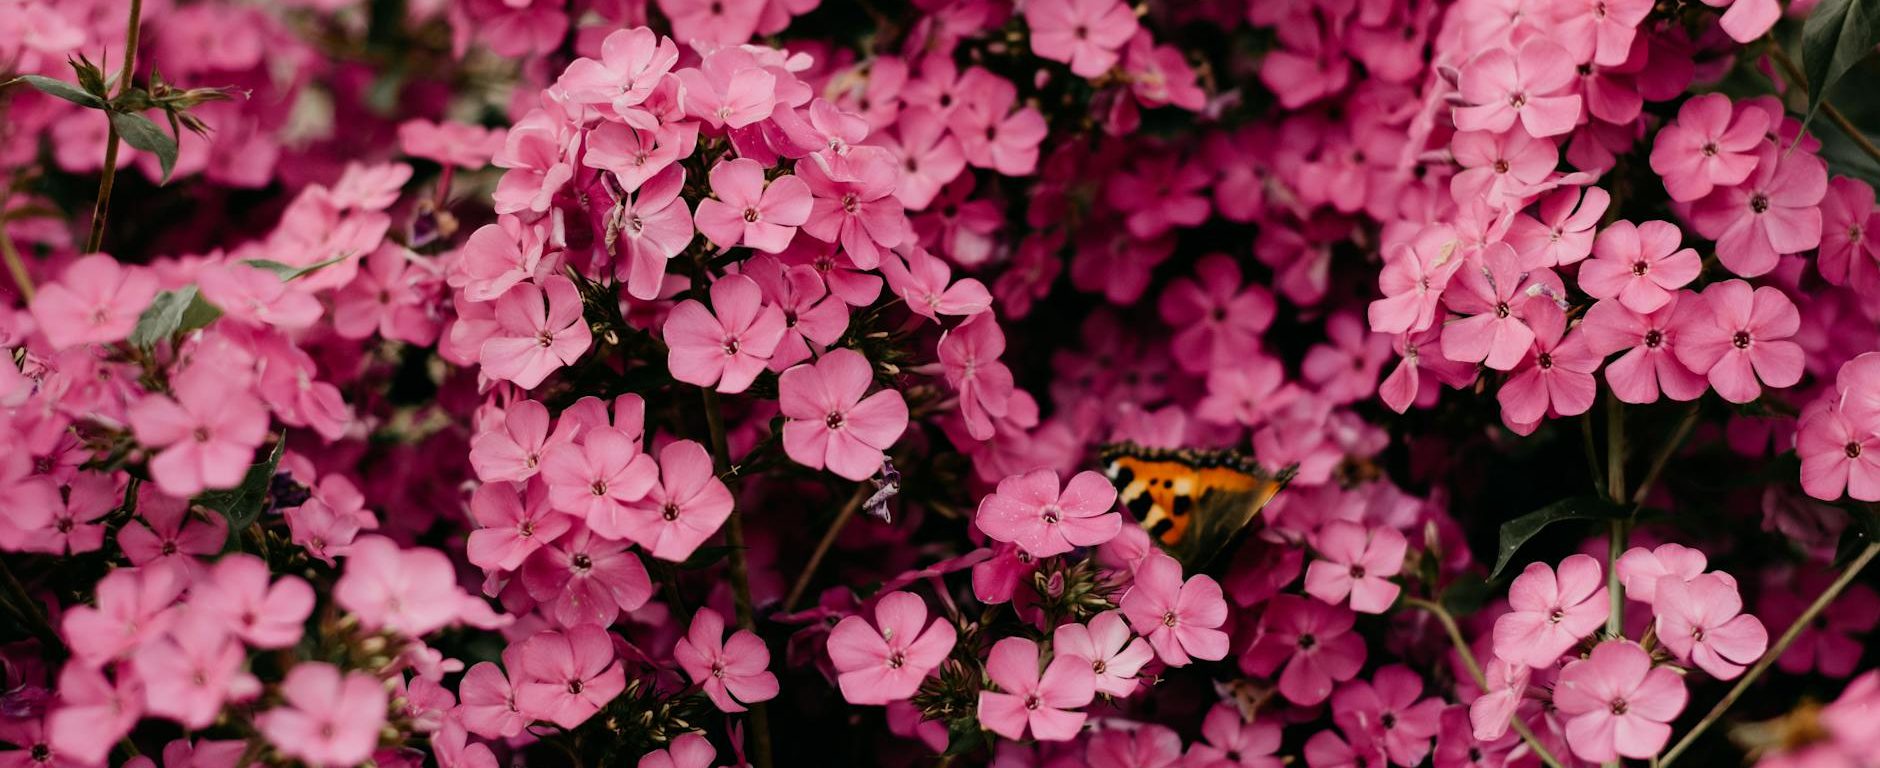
[1767,43,1880,166]
[83,0,143,254]
[1658,541,1880,768]
[0,224,32,302]
[782,484,869,612]
[698,387,774,768]
[1405,597,1567,768]
[1605,398,1626,639]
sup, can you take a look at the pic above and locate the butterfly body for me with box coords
[1100,443,1293,568]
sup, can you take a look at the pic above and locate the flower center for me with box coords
[194,427,213,443]
[1024,694,1042,710]
[662,501,680,521]
[591,480,608,496]
[1493,159,1510,174]
[1538,352,1554,369]
[1733,330,1752,349]
[519,520,536,537]
[1750,193,1770,214]
[568,679,585,694]
[1609,697,1629,715]
[1161,611,1178,627]
[1495,302,1511,319]
[1848,442,1864,459]
[887,650,906,669]
[1508,92,1527,109]
[1632,260,1650,276]
[571,553,593,571]
[842,194,859,213]
[1092,659,1107,674]
[1548,608,1566,623]
[826,411,845,430]
[743,207,760,223]
[1041,505,1061,524]
[1701,142,1719,157]
[1644,329,1664,348]
[1298,633,1318,650]
[1348,564,1366,578]
[723,337,741,356]
[537,329,556,348]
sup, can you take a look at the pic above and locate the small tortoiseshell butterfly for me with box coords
[1100,443,1295,568]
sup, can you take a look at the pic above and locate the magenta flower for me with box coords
[196,262,324,330]
[1329,665,1445,767]
[46,662,141,765]
[1819,175,1880,288]
[612,440,734,562]
[1023,0,1137,77]
[1507,184,1609,268]
[557,27,678,125]
[28,254,158,350]
[1085,725,1183,768]
[519,527,653,627]
[976,636,1095,742]
[1185,704,1283,768]
[1496,302,1600,430]
[515,624,627,729]
[540,426,657,530]
[1690,144,1827,278]
[1243,595,1366,706]
[614,164,696,301]
[127,365,270,497]
[1452,39,1582,138]
[62,565,184,668]
[1303,727,1387,768]
[799,147,908,270]
[880,246,992,323]
[1158,253,1276,374]
[1649,93,1768,202]
[1050,610,1153,698]
[332,244,440,345]
[747,256,849,370]
[1553,641,1688,763]
[1703,0,1780,43]
[1492,554,1609,669]
[975,469,1120,558]
[695,158,813,254]
[1303,520,1406,614]
[948,68,1049,176]
[1440,243,1564,372]
[1672,279,1804,404]
[1449,129,1558,208]
[937,312,1016,440]
[1580,220,1701,314]
[674,608,779,713]
[479,275,593,390]
[1764,573,1878,678]
[188,554,315,649]
[132,619,260,729]
[467,481,572,572]
[1580,297,1708,404]
[1654,573,1768,680]
[458,645,528,739]
[827,591,957,705]
[663,274,787,394]
[779,348,909,481]
[257,663,388,768]
[637,733,719,768]
[1368,225,1464,335]
[1120,552,1229,666]
[118,492,228,568]
[1798,402,1880,502]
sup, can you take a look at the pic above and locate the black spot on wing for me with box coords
[1170,494,1193,518]
[1126,493,1155,517]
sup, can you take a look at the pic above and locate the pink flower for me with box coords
[557,27,678,125]
[456,217,551,303]
[827,591,957,705]
[1580,220,1701,314]
[695,159,813,254]
[29,254,158,350]
[1492,554,1610,668]
[638,733,718,768]
[976,636,1095,742]
[663,274,787,394]
[658,0,763,45]
[1654,573,1768,680]
[1120,552,1230,666]
[1303,520,1407,614]
[746,256,849,370]
[128,365,271,498]
[1449,129,1558,208]
[878,108,965,210]
[332,244,440,345]
[468,399,561,484]
[1819,176,1880,288]
[674,608,779,713]
[1051,610,1153,698]
[197,263,324,330]
[1672,279,1804,404]
[132,619,260,729]
[676,47,778,129]
[399,119,505,169]
[188,554,315,649]
[1243,595,1366,706]
[1452,40,1582,138]
[540,426,657,530]
[1581,297,1708,404]
[1507,184,1610,269]
[1496,302,1600,429]
[800,147,908,269]
[1369,225,1464,335]
[1553,641,1687,763]
[1691,144,1827,278]
[492,110,574,216]
[1552,0,1652,66]
[1649,93,1768,202]
[1185,704,1283,768]
[458,645,527,739]
[479,276,592,390]
[779,348,909,481]
[1158,253,1276,374]
[614,165,696,301]
[47,663,141,765]
[975,469,1120,558]
[1441,243,1565,372]
[515,624,627,729]
[1024,0,1137,77]
[1702,0,1780,43]
[1086,725,1183,768]
[335,536,501,637]
[62,565,184,668]
[1798,402,1880,502]
[519,527,654,627]
[467,481,572,572]
[258,663,388,768]
[612,440,734,562]
[1764,574,1877,677]
[1329,665,1444,767]
[1615,542,1713,606]
[938,312,1017,440]
[118,492,228,568]
[949,68,1049,176]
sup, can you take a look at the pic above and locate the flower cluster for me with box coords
[3,0,1880,765]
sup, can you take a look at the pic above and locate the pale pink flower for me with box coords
[1024,0,1138,77]
[1819,175,1880,288]
[1690,144,1827,278]
[779,348,908,481]
[456,217,551,303]
[258,663,388,768]
[676,47,778,128]
[827,591,957,705]
[1615,542,1713,606]
[1452,40,1583,138]
[118,492,227,568]
[47,662,141,765]
[132,619,260,729]
[197,262,323,330]
[557,27,679,125]
[1184,704,1283,768]
[949,68,1049,176]
[800,146,908,269]
[976,637,1095,742]
[188,554,315,649]
[976,469,1120,558]
[613,164,695,301]
[29,254,158,350]
[663,274,787,394]
[1369,225,1464,335]
[612,440,734,562]
[695,159,813,254]
[1649,93,1768,202]
[1580,297,1708,404]
[1492,554,1609,668]
[1120,552,1230,666]
[1702,0,1780,43]
[674,608,779,713]
[458,645,527,739]
[745,256,848,370]
[1303,520,1406,614]
[332,244,440,345]
[1496,302,1600,429]
[938,312,1016,440]
[539,426,657,530]
[1798,402,1880,502]
[1552,0,1651,66]
[335,536,503,637]
[519,527,654,627]
[1329,665,1444,767]
[467,481,572,572]
[878,108,966,210]
[479,275,592,390]
[659,0,763,45]
[1449,129,1558,207]
[1050,610,1153,698]
[1672,279,1804,404]
[1553,641,1687,763]
[128,365,271,498]
[468,399,561,484]
[62,566,184,668]
[638,733,718,768]
[1580,220,1701,314]
[882,246,991,323]
[1654,573,1768,680]
[515,624,627,729]
[1441,243,1565,372]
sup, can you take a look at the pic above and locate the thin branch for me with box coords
[0,223,32,302]
[699,387,774,768]
[783,484,870,612]
[83,0,143,254]
[1767,42,1880,166]
[1404,597,1567,768]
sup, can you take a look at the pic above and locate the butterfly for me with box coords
[1099,442,1294,569]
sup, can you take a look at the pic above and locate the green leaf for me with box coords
[14,75,105,108]
[1803,0,1880,131]
[128,286,223,349]
[1488,495,1625,580]
[108,111,178,184]
[194,436,285,544]
[241,253,351,282]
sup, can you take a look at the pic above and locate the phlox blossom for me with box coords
[674,608,779,713]
[1120,553,1230,666]
[257,663,387,768]
[28,254,157,350]
[779,348,909,482]
[827,591,957,705]
[976,637,1095,742]
[975,469,1121,558]
[1492,554,1609,668]
[1553,641,1687,763]
[663,274,787,394]
[1302,520,1406,614]
[514,624,626,729]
